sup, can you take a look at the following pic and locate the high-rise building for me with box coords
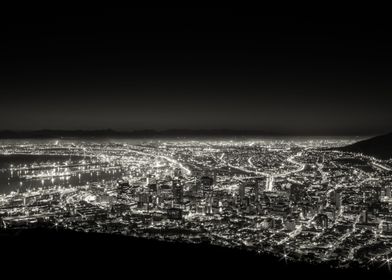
[239,184,245,202]
[361,209,368,224]
[172,180,183,205]
[200,176,214,197]
[335,191,342,210]
[386,186,391,198]
[316,214,329,229]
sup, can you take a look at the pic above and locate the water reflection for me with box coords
[0,154,124,194]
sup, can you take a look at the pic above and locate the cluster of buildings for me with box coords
[0,140,391,270]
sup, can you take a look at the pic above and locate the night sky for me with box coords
[1,10,392,135]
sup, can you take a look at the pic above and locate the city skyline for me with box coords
[0,137,391,275]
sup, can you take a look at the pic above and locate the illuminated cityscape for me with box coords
[0,138,391,271]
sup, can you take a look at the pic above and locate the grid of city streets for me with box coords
[0,139,391,270]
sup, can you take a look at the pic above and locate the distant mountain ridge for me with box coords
[0,129,340,139]
[0,129,279,139]
[339,132,392,160]
[0,129,374,139]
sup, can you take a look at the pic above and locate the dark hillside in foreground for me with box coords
[339,132,392,160]
[0,228,389,278]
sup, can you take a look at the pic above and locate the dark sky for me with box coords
[1,10,392,135]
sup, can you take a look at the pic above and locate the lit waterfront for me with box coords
[0,137,391,271]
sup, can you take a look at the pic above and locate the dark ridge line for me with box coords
[337,132,392,160]
[0,227,390,276]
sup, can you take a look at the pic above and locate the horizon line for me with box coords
[0,128,386,138]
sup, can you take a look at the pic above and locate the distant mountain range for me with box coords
[0,129,377,139]
[339,132,392,160]
[0,129,312,139]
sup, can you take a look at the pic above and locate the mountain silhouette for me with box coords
[0,129,284,139]
[340,132,392,160]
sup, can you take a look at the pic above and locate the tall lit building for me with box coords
[172,180,183,205]
[335,191,342,210]
[386,186,391,198]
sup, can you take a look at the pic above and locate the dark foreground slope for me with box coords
[0,228,389,278]
[339,132,392,160]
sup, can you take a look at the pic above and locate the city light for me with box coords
[0,138,391,271]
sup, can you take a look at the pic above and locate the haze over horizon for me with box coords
[1,10,392,135]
